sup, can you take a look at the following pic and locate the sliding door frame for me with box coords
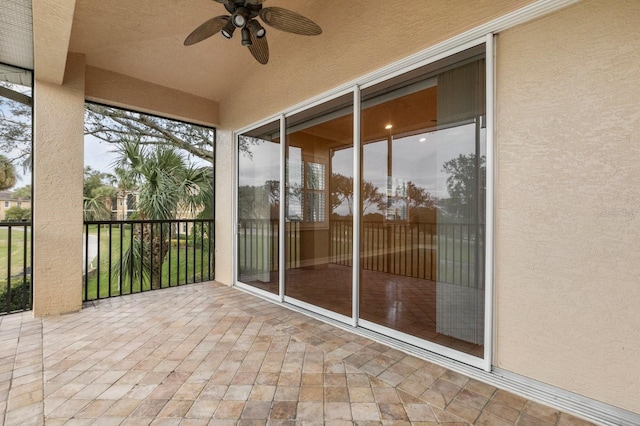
[233,35,494,371]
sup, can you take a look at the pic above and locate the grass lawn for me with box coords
[84,223,214,300]
[0,226,31,283]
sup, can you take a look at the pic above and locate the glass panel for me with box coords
[285,94,354,316]
[237,120,280,294]
[360,46,486,357]
[306,162,325,190]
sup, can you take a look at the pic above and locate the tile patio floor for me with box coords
[0,282,594,425]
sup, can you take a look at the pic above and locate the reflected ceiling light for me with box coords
[385,124,393,130]
[221,19,236,39]
[241,27,252,46]
[247,19,266,38]
[419,137,426,142]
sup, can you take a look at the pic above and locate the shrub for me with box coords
[0,279,31,313]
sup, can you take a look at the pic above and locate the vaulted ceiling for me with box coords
[5,0,538,128]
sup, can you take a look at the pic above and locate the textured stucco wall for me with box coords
[85,66,219,127]
[32,0,76,84]
[33,53,86,316]
[495,0,640,413]
[214,129,234,285]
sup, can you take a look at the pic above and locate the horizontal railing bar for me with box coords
[84,219,213,225]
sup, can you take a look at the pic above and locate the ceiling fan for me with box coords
[184,0,322,65]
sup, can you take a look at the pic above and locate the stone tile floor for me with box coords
[0,282,594,425]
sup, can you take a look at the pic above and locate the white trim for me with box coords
[234,281,280,303]
[278,115,285,302]
[491,368,640,426]
[231,130,239,287]
[358,38,486,91]
[358,319,485,370]
[483,33,496,373]
[351,86,361,329]
[284,86,355,119]
[284,296,352,325]
[235,115,281,140]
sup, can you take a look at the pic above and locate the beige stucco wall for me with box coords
[32,0,76,84]
[85,66,220,127]
[214,129,234,286]
[32,53,86,316]
[495,0,640,413]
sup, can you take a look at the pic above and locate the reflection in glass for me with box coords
[237,122,280,294]
[359,47,486,357]
[285,94,354,316]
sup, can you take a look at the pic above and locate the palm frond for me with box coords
[111,235,151,286]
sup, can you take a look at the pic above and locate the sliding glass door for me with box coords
[236,41,490,365]
[284,94,354,318]
[237,120,280,294]
[359,45,486,357]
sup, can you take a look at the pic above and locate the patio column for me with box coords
[214,128,233,286]
[32,53,86,316]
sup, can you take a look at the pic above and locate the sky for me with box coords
[85,136,117,173]
[239,122,486,217]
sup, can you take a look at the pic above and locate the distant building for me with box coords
[0,190,31,221]
[110,191,138,221]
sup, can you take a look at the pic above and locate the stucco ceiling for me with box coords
[69,0,319,104]
[66,0,537,126]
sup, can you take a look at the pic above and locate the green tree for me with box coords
[330,173,353,215]
[12,185,31,199]
[4,206,30,221]
[441,153,486,221]
[0,155,17,190]
[111,139,213,289]
[0,83,31,175]
[330,173,384,217]
[85,103,215,163]
[83,166,117,221]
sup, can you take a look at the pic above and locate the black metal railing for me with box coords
[83,219,215,301]
[348,220,485,288]
[237,219,299,275]
[239,218,484,288]
[1,222,32,315]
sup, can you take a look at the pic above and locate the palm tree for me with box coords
[0,155,17,190]
[111,138,213,289]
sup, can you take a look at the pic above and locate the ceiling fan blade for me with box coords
[248,32,269,64]
[259,7,322,36]
[213,0,230,4]
[245,0,267,4]
[184,16,229,46]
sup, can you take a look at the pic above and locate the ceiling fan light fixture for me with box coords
[232,7,251,28]
[241,27,252,46]
[221,19,236,38]
[247,19,266,38]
